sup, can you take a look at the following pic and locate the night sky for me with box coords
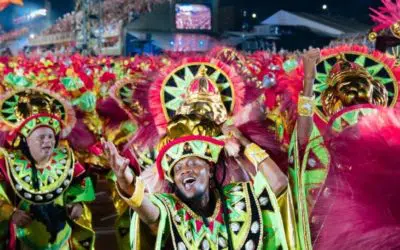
[227,0,382,24]
[0,0,383,31]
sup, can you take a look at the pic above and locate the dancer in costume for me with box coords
[279,44,400,249]
[102,56,303,249]
[0,87,95,250]
[283,41,400,250]
[308,2,400,248]
[66,55,164,250]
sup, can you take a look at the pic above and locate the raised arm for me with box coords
[103,141,160,227]
[222,127,288,195]
[297,49,321,147]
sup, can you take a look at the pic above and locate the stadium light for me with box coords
[28,9,47,19]
[322,4,328,10]
[252,13,257,19]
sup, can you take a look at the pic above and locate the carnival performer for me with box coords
[279,40,400,248]
[100,49,310,249]
[369,0,400,62]
[304,50,400,249]
[104,119,292,250]
[0,87,95,250]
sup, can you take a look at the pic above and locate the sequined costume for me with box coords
[114,55,300,250]
[0,86,95,250]
[283,45,400,249]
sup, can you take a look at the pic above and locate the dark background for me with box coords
[1,0,383,32]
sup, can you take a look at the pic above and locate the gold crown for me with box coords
[176,66,228,125]
[0,88,76,142]
[327,54,373,87]
[158,114,221,151]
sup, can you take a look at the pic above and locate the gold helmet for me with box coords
[321,54,388,116]
[0,88,76,147]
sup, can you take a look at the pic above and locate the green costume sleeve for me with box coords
[130,195,170,250]
[64,164,96,250]
[253,171,294,250]
[288,124,330,250]
[0,151,13,250]
[0,173,12,221]
[64,177,95,204]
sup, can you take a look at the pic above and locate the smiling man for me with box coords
[105,116,291,250]
[104,56,300,249]
[0,88,95,250]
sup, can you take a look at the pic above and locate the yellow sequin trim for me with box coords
[117,177,145,208]
[298,94,315,117]
[244,143,270,167]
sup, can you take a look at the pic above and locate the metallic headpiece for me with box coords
[321,54,388,116]
[175,66,228,125]
[327,54,374,86]
[148,59,246,182]
[0,88,76,146]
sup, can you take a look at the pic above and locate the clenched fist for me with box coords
[302,48,321,95]
[303,48,321,80]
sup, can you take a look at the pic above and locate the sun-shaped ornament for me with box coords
[149,58,245,132]
[162,63,234,119]
[313,47,399,126]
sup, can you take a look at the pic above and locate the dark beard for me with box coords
[175,187,216,218]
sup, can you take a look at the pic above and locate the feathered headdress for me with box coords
[312,107,400,250]
[0,87,76,147]
[148,57,246,136]
[370,0,400,38]
[278,45,400,130]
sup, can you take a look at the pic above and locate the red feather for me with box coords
[312,108,400,250]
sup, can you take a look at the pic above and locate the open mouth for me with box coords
[183,177,196,189]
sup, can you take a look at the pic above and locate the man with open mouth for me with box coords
[0,87,96,250]
[103,55,302,250]
[105,119,291,250]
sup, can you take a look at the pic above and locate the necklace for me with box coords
[176,192,222,222]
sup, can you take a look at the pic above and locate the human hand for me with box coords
[11,209,32,228]
[221,125,250,147]
[102,140,134,196]
[68,203,83,220]
[302,48,321,84]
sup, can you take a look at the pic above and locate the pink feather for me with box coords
[370,0,400,32]
[312,108,400,250]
